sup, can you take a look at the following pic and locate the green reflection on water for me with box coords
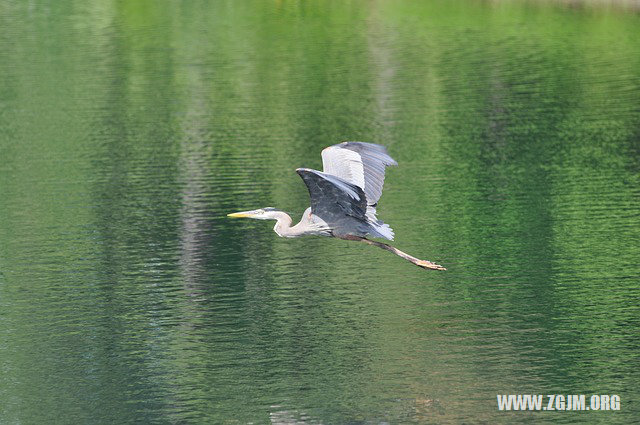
[1,0,639,423]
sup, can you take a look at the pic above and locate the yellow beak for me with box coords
[227,212,253,218]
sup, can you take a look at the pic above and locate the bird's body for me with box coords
[228,142,445,270]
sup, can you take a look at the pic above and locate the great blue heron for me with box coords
[228,142,445,270]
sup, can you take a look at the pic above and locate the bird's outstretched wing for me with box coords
[321,142,396,239]
[321,142,397,206]
[296,168,368,231]
[296,167,394,240]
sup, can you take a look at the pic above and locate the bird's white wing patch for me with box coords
[321,142,397,206]
[322,146,365,190]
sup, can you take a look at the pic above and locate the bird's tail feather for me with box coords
[365,205,394,240]
[369,222,394,240]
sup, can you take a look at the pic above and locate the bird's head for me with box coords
[227,207,283,220]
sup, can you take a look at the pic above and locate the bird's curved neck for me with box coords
[272,211,295,237]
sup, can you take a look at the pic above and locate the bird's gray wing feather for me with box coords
[321,141,397,205]
[296,168,368,228]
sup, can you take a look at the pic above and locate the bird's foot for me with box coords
[415,259,446,271]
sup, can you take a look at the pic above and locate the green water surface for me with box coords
[1,1,639,423]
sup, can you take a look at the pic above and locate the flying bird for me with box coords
[227,142,445,270]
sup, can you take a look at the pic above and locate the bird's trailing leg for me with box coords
[341,236,446,271]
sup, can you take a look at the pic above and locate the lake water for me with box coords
[1,1,639,423]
